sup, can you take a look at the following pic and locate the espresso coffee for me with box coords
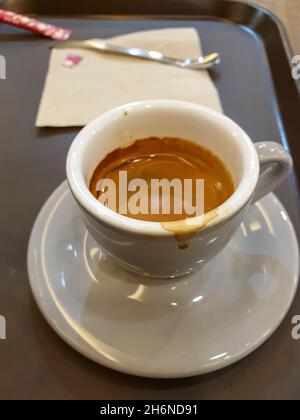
[89,137,234,222]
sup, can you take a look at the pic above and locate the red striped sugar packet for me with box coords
[0,9,71,40]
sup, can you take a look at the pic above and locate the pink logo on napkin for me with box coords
[62,54,83,68]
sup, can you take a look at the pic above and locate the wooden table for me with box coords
[253,0,300,52]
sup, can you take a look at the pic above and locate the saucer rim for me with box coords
[27,181,300,378]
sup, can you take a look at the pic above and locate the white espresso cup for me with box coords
[66,100,292,278]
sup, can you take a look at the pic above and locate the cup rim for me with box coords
[66,100,259,237]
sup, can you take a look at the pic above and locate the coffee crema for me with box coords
[89,137,234,223]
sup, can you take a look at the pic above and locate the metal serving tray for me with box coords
[0,0,299,400]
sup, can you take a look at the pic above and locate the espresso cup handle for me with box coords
[251,142,293,203]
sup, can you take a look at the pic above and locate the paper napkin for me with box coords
[36,28,222,127]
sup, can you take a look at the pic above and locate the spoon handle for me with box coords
[55,39,212,69]
[89,39,181,65]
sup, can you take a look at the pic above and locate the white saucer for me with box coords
[27,181,299,378]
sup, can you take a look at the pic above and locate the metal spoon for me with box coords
[54,39,220,70]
